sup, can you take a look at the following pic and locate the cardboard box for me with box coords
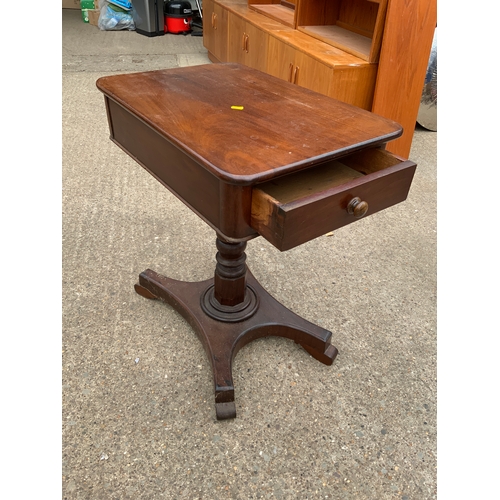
[88,9,100,26]
[80,0,95,22]
[62,0,80,8]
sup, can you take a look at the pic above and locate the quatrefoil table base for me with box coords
[134,237,338,420]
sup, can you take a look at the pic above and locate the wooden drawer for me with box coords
[250,148,416,251]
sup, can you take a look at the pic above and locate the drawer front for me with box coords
[250,148,416,251]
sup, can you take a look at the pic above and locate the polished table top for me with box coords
[96,63,403,185]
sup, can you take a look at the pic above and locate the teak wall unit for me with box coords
[203,0,437,158]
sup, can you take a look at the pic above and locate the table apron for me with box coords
[105,97,258,241]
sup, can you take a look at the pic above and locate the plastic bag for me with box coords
[98,0,136,31]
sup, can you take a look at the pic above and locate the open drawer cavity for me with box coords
[250,147,416,251]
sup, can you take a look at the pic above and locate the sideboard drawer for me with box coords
[250,148,417,251]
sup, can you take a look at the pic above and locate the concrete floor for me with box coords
[62,8,437,499]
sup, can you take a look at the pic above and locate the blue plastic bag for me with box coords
[98,0,136,31]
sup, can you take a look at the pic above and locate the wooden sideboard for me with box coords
[203,0,437,158]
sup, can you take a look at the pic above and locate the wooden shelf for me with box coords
[249,3,295,28]
[296,0,388,63]
[299,25,372,61]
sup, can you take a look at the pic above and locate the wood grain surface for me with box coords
[97,63,402,184]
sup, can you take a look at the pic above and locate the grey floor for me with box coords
[62,8,437,499]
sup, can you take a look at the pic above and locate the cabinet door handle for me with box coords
[242,33,246,51]
[211,12,216,29]
[288,63,294,82]
[293,66,300,84]
[245,34,249,53]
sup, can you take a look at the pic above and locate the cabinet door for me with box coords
[203,0,228,62]
[267,35,296,83]
[227,12,246,65]
[294,50,333,96]
[267,36,332,96]
[227,12,268,72]
[244,22,268,72]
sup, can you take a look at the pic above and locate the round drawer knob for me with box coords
[347,197,369,218]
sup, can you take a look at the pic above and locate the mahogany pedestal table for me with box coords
[97,64,417,420]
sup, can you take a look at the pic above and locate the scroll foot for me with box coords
[298,342,338,365]
[134,283,158,299]
[215,401,237,420]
